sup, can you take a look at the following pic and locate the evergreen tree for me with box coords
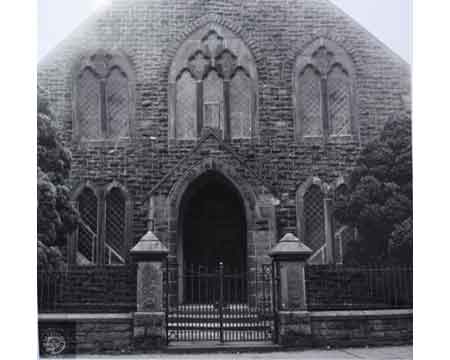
[37,88,78,272]
[334,113,412,265]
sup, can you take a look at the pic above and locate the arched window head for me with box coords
[74,49,135,142]
[294,39,357,141]
[169,25,258,141]
[105,187,126,265]
[76,187,98,265]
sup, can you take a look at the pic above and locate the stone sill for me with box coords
[38,313,133,322]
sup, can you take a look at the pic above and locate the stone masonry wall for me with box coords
[278,309,413,348]
[38,266,137,313]
[37,0,411,248]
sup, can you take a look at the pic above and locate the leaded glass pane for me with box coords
[328,65,351,136]
[78,68,101,139]
[176,71,197,139]
[299,66,322,137]
[304,185,325,251]
[77,188,98,265]
[106,68,129,139]
[105,188,126,265]
[230,69,252,139]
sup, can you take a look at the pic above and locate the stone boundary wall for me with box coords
[38,266,137,313]
[278,309,412,348]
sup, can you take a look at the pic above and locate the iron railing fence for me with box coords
[37,266,137,313]
[305,265,413,311]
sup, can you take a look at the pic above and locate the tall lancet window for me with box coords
[328,65,352,136]
[105,187,126,265]
[106,67,130,138]
[175,70,197,139]
[76,187,98,265]
[299,66,322,137]
[230,68,252,139]
[304,184,325,252]
[168,25,258,141]
[78,68,101,139]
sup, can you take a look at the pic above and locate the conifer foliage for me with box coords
[334,113,412,265]
[37,88,78,271]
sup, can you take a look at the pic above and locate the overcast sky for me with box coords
[38,0,412,63]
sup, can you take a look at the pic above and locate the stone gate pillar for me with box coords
[269,233,313,346]
[130,230,168,349]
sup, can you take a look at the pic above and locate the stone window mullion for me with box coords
[223,79,231,140]
[321,75,329,140]
[197,80,203,137]
[100,78,108,137]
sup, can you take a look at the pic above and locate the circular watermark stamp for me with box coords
[40,329,66,356]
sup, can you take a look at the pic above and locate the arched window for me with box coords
[105,187,126,265]
[74,49,135,141]
[76,187,98,265]
[294,39,356,141]
[169,25,258,141]
[304,184,325,252]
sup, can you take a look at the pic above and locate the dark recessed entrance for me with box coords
[179,171,247,302]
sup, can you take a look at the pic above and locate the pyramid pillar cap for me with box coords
[269,233,313,262]
[130,230,168,262]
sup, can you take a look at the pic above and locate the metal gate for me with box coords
[165,262,277,343]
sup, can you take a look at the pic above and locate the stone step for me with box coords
[166,341,280,353]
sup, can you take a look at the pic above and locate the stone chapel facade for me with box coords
[38,0,410,304]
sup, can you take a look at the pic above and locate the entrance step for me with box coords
[166,341,281,354]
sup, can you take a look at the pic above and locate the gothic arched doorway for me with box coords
[178,170,247,303]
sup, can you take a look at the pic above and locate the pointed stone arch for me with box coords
[152,158,277,304]
[167,159,258,227]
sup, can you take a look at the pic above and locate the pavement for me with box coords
[46,346,413,359]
